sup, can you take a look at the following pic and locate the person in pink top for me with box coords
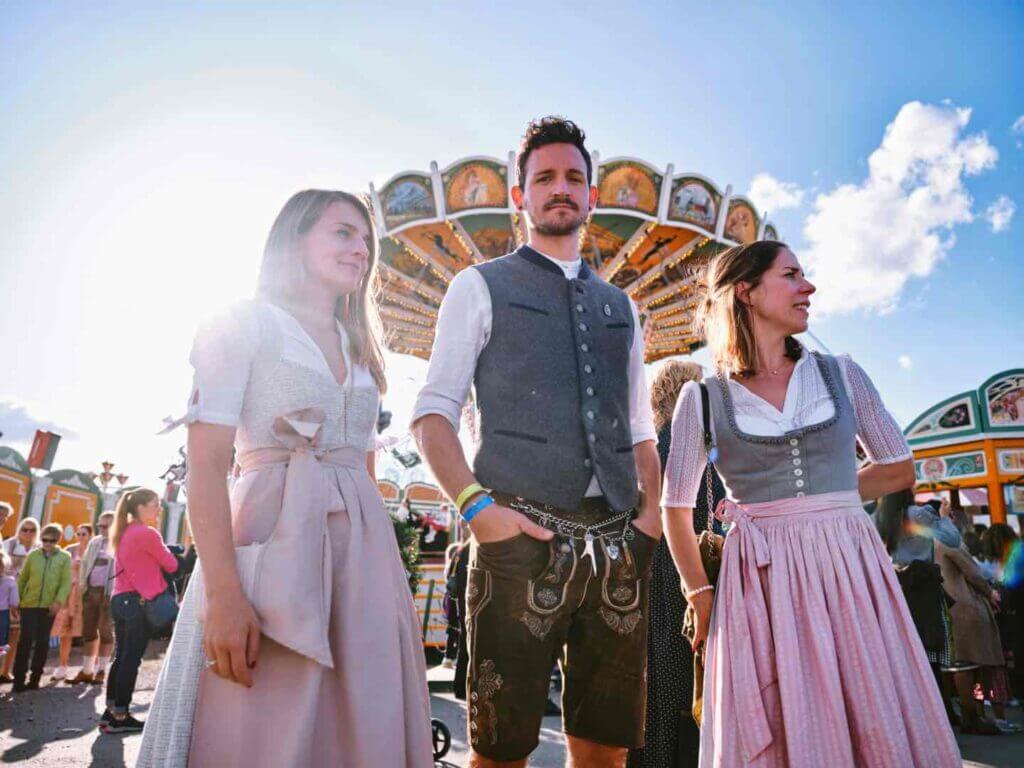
[103,488,177,734]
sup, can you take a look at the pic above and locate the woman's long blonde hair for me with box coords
[110,487,159,552]
[698,240,802,378]
[257,190,387,393]
[650,360,704,431]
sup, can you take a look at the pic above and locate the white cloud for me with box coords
[748,173,804,213]
[800,101,997,315]
[985,195,1016,233]
[1013,115,1024,148]
[898,355,913,370]
[0,399,79,443]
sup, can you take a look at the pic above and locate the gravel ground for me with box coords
[0,642,1020,766]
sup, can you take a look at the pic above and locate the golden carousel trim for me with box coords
[368,152,778,363]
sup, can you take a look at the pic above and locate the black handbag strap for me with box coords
[698,382,717,535]
[698,382,714,454]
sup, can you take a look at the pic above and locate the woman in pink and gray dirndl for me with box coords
[660,241,959,767]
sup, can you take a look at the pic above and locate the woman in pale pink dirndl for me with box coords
[138,190,433,767]
[51,523,90,681]
[660,241,959,767]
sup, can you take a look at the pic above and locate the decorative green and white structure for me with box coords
[905,368,1024,525]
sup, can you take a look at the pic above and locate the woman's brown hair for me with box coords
[110,488,159,552]
[698,240,802,378]
[257,190,387,393]
[650,360,704,432]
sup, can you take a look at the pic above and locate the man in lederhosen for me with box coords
[413,116,662,768]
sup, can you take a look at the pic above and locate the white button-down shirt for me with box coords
[412,249,657,497]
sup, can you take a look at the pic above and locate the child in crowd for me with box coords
[0,554,19,661]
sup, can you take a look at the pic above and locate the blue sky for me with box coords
[1,1,1021,489]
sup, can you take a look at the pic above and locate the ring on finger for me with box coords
[205,659,217,669]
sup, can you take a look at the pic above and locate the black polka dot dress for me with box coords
[628,425,725,768]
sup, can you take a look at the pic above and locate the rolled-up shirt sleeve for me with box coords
[628,299,657,445]
[411,268,491,433]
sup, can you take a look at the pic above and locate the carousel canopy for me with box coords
[369,153,778,364]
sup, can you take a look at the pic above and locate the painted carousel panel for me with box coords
[580,214,645,272]
[596,161,663,216]
[443,160,508,213]
[400,222,475,274]
[458,213,516,260]
[724,198,759,244]
[379,238,449,296]
[380,174,437,231]
[667,176,721,232]
[608,225,702,291]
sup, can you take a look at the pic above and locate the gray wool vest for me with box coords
[471,246,639,513]
[705,353,859,504]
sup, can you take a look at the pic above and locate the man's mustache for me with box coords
[544,198,578,211]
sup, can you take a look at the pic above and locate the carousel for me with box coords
[369,153,777,361]
[905,367,1024,527]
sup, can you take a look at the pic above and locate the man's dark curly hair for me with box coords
[516,116,592,186]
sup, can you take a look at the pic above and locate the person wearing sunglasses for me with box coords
[0,517,39,683]
[50,523,92,680]
[12,523,71,691]
[69,511,116,685]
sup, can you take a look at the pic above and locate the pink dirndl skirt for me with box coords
[700,490,959,768]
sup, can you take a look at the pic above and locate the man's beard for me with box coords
[534,208,588,237]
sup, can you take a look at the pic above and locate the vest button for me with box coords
[588,433,597,443]
[795,479,805,488]
[791,448,800,456]
[580,344,589,352]
[796,491,805,498]
[794,468,803,477]
[793,458,801,466]
[584,364,593,374]
[587,411,595,420]
[584,458,592,468]
[789,438,799,446]
[579,322,588,332]
[586,387,595,396]
[576,304,585,313]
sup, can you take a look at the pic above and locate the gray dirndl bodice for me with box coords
[705,353,858,505]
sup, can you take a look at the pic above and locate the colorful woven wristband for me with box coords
[462,494,494,523]
[455,482,485,511]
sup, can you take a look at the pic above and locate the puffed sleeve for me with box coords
[185,302,260,427]
[837,355,912,465]
[660,380,708,508]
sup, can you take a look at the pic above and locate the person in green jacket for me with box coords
[13,523,71,691]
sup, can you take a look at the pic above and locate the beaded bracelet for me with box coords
[462,494,495,523]
[685,584,715,601]
[455,482,486,511]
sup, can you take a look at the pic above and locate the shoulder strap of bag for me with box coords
[698,382,717,535]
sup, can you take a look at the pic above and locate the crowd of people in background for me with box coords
[0,489,182,736]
